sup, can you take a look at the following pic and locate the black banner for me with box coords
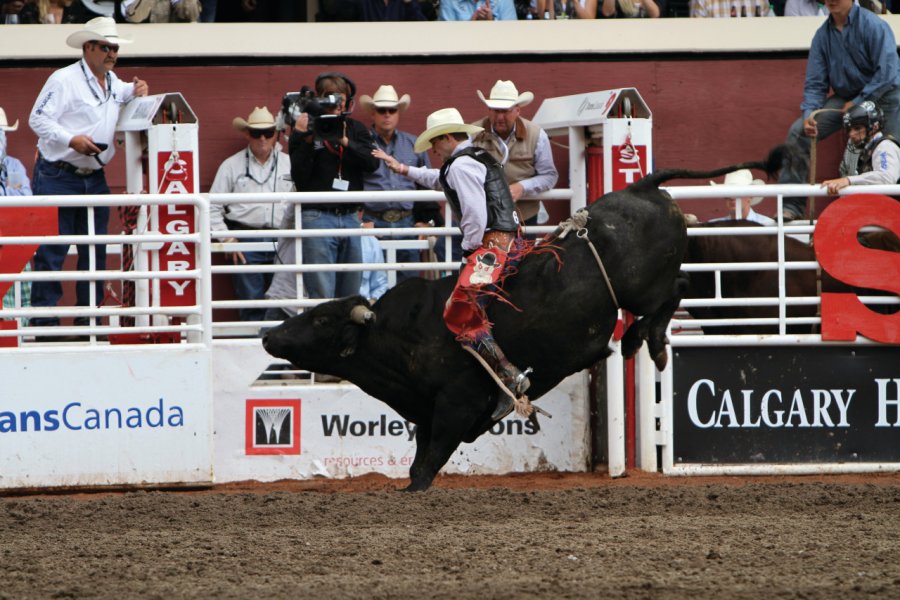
[672,346,900,464]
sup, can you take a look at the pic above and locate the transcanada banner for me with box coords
[672,346,900,464]
[0,347,214,488]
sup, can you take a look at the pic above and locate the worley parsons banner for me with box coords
[672,346,899,464]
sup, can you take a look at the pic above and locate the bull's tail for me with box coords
[630,144,789,192]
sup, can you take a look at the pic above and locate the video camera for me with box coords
[276,85,346,143]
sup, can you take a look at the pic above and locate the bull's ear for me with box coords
[339,323,360,358]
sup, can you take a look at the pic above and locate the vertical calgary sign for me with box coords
[157,152,196,307]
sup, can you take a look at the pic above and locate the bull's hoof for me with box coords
[653,349,669,371]
[402,481,431,492]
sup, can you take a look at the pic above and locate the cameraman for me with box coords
[266,73,378,316]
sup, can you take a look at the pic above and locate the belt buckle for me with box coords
[74,167,94,176]
[382,209,402,223]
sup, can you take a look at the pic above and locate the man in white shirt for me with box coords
[210,106,293,322]
[28,17,148,335]
[375,108,532,421]
[823,101,900,193]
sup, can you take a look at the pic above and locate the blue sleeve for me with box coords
[801,28,830,119]
[439,0,460,20]
[493,0,518,19]
[857,21,900,104]
[0,159,32,197]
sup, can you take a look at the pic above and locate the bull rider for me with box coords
[373,107,532,421]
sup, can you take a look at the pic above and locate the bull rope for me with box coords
[806,107,842,328]
[548,209,620,309]
[806,108,844,223]
[462,345,551,419]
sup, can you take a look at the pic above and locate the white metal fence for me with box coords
[0,193,212,346]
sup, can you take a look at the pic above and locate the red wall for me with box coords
[3,57,844,210]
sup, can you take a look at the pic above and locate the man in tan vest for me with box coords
[471,80,558,228]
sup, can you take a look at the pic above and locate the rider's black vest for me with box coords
[439,147,519,233]
[859,134,900,182]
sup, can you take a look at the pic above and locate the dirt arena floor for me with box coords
[1,471,898,599]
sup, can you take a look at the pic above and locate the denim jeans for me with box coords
[780,87,900,217]
[232,239,276,322]
[30,158,110,327]
[300,209,362,299]
[362,211,418,283]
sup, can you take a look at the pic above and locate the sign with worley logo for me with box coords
[0,346,213,488]
[212,344,590,483]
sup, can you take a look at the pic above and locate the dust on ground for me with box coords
[2,471,898,599]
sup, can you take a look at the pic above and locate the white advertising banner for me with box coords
[0,346,213,489]
[213,342,591,483]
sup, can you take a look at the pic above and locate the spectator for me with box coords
[209,106,292,322]
[0,110,31,197]
[440,0,518,20]
[120,0,201,22]
[536,0,595,17]
[784,0,825,16]
[17,0,80,23]
[690,0,773,17]
[375,108,532,421]
[708,169,775,225]
[778,0,900,220]
[598,0,660,17]
[0,114,33,317]
[471,79,559,229]
[28,17,149,338]
[264,72,378,320]
[360,84,432,283]
[359,216,389,302]
[355,0,427,20]
[1,0,24,23]
[823,101,900,193]
[200,0,215,20]
[81,0,117,19]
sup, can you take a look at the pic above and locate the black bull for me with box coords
[262,154,782,491]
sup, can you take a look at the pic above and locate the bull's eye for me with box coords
[313,316,330,328]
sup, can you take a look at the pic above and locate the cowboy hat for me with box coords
[359,85,411,112]
[710,169,765,205]
[0,107,18,132]
[66,16,133,49]
[414,108,484,153]
[476,80,534,110]
[232,106,277,131]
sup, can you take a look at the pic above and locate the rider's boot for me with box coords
[475,338,532,421]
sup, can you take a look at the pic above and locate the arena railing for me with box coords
[0,193,212,347]
[206,188,573,338]
[664,183,899,342]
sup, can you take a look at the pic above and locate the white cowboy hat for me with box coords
[414,108,484,153]
[232,106,277,131]
[476,80,534,110]
[65,16,132,49]
[0,107,18,132]
[359,85,411,112]
[710,169,765,205]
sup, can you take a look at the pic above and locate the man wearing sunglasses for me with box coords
[28,16,148,340]
[210,106,293,323]
[359,85,435,283]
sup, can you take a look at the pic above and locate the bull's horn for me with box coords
[350,305,376,325]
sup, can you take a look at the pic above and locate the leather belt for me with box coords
[44,158,101,177]
[365,208,412,223]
